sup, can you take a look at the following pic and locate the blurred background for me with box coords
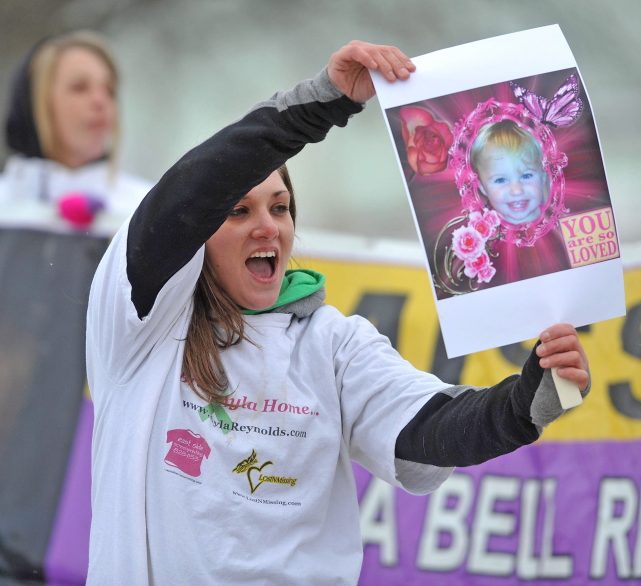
[2,0,640,251]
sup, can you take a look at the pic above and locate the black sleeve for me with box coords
[395,344,543,467]
[126,70,363,319]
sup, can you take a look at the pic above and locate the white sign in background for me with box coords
[372,25,626,357]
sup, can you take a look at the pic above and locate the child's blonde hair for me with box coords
[471,120,543,171]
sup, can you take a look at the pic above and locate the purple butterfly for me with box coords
[510,74,584,127]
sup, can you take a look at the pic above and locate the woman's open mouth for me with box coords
[245,250,277,280]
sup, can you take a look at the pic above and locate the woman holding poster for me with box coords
[86,40,589,584]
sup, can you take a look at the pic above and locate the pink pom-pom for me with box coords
[58,192,105,228]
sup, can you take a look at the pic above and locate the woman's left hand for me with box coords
[536,323,590,392]
[327,40,415,103]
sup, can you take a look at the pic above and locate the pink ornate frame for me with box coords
[449,98,568,246]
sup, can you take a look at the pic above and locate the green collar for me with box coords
[241,269,325,315]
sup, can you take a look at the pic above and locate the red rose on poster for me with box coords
[400,106,453,175]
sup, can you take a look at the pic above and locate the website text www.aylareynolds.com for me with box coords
[232,490,301,507]
[183,400,308,439]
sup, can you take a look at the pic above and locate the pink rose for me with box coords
[400,106,453,175]
[477,264,496,283]
[464,252,496,284]
[483,209,501,229]
[452,226,485,261]
[469,217,493,240]
[463,250,491,279]
[468,210,500,240]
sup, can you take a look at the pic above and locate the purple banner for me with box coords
[44,399,93,585]
[356,440,641,585]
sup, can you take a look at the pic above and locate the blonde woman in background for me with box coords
[0,31,150,584]
[1,30,150,229]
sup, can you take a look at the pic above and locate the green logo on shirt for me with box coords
[233,449,297,494]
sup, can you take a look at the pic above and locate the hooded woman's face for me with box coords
[49,47,116,167]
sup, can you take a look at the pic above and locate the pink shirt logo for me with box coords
[165,429,211,477]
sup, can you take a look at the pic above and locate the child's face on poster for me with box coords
[476,146,549,225]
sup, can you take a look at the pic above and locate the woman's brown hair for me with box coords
[182,166,296,404]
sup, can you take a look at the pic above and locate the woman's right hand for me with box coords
[327,40,415,104]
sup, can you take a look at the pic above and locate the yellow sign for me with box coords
[299,257,641,442]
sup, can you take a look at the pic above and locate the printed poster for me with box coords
[373,25,626,356]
